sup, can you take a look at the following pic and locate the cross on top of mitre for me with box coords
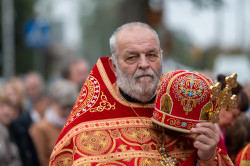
[209,73,238,123]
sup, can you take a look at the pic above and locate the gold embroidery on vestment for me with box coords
[75,130,112,155]
[90,91,115,112]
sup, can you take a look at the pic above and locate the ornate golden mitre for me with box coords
[152,70,238,133]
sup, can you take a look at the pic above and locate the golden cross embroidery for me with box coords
[209,73,238,123]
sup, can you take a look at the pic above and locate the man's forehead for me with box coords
[126,48,157,53]
[117,27,158,45]
[118,26,152,36]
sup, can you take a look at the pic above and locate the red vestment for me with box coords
[49,57,233,166]
[235,143,250,166]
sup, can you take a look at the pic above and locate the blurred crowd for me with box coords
[0,57,89,166]
[0,55,250,165]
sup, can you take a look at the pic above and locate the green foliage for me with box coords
[14,0,37,74]
[170,29,192,66]
[0,0,37,76]
[79,0,123,68]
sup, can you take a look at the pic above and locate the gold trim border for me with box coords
[51,117,153,159]
[152,108,208,133]
[72,150,194,166]
[73,151,161,165]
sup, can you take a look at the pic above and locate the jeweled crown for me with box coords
[151,70,238,133]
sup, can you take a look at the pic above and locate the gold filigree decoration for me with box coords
[167,118,195,130]
[153,111,161,120]
[89,91,115,112]
[159,147,179,166]
[110,130,121,139]
[139,158,164,166]
[209,73,238,123]
[186,123,196,130]
[65,76,100,127]
[117,145,135,163]
[200,102,213,121]
[96,161,127,166]
[53,152,73,166]
[168,118,181,127]
[174,74,209,115]
[120,127,152,144]
[75,130,112,155]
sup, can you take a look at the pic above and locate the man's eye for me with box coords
[125,56,138,64]
[127,56,136,60]
[147,54,157,59]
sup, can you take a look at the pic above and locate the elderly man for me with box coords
[49,22,232,165]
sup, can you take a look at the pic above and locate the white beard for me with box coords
[116,66,162,103]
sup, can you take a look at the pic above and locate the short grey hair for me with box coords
[49,79,78,107]
[109,22,161,66]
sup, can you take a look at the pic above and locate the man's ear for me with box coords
[108,57,117,76]
[161,50,164,57]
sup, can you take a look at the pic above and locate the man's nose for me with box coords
[138,55,150,69]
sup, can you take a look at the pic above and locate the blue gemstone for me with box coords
[196,92,199,95]
[188,91,193,96]
[190,82,194,86]
[181,122,187,127]
[200,87,203,90]
[182,89,185,93]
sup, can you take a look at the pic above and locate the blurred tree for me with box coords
[170,29,192,66]
[79,0,165,68]
[0,0,37,76]
[14,0,37,74]
[164,0,225,70]
[79,0,123,68]
[202,46,220,69]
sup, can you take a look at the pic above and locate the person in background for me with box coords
[24,72,45,111]
[215,74,249,153]
[9,77,26,99]
[1,79,27,119]
[239,113,250,145]
[61,57,89,90]
[243,83,250,113]
[234,113,250,166]
[225,113,250,162]
[30,79,78,166]
[49,22,232,165]
[0,92,22,166]
[9,92,50,166]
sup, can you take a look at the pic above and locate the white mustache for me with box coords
[133,69,155,79]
